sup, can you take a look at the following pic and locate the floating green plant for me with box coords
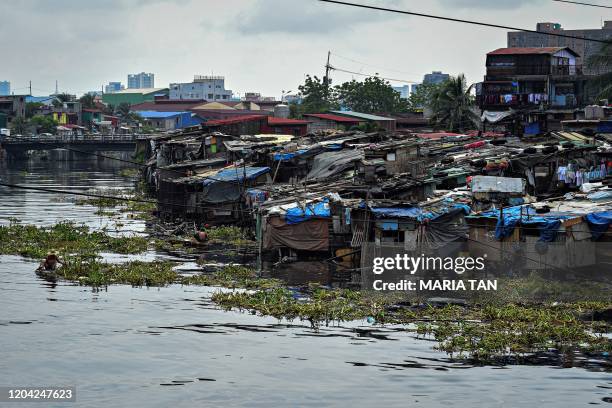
[0,221,148,259]
[58,257,178,287]
[211,287,612,360]
[181,265,281,290]
[206,226,251,246]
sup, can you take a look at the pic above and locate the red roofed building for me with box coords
[303,113,363,132]
[131,100,206,112]
[261,116,308,136]
[202,115,266,135]
[200,114,308,136]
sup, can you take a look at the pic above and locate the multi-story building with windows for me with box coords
[169,75,233,101]
[508,21,612,75]
[127,72,154,89]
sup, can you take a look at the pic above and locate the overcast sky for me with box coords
[1,0,610,98]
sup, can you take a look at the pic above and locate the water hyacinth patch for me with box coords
[211,288,612,361]
[0,221,148,259]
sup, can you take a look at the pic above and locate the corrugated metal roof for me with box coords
[330,111,396,121]
[303,113,362,122]
[131,101,204,111]
[112,88,168,95]
[267,117,307,125]
[487,47,578,56]
[204,115,265,126]
[136,111,187,118]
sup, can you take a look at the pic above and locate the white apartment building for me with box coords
[169,75,233,101]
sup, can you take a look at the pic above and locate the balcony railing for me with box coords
[478,93,579,108]
[486,64,583,77]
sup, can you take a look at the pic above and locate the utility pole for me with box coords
[29,81,32,96]
[324,51,331,98]
[55,80,58,95]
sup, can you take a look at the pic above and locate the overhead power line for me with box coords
[317,0,612,44]
[552,0,612,9]
[330,51,420,76]
[330,65,418,83]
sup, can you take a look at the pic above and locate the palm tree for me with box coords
[52,92,73,108]
[586,42,612,100]
[78,93,96,109]
[428,74,479,133]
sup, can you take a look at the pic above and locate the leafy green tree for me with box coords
[428,74,478,132]
[334,76,410,114]
[288,101,302,119]
[586,42,612,100]
[52,93,73,108]
[30,115,58,134]
[297,75,337,114]
[407,82,441,111]
[25,102,44,118]
[78,93,96,109]
[10,116,29,135]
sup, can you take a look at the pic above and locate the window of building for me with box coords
[208,94,213,99]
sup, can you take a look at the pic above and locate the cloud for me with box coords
[237,0,403,35]
[435,0,544,9]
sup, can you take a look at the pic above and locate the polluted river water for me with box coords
[0,156,611,407]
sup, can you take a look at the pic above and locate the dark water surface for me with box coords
[1,156,611,407]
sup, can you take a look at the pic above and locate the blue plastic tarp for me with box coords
[202,167,270,186]
[371,207,422,218]
[273,150,308,161]
[371,204,470,222]
[479,206,573,242]
[245,188,268,202]
[285,199,331,225]
[585,211,612,240]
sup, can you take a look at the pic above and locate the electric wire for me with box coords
[317,0,612,44]
[551,0,612,9]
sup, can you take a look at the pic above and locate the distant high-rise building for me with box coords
[105,82,124,94]
[410,83,421,94]
[0,81,10,96]
[127,72,155,89]
[169,75,233,101]
[423,71,450,85]
[507,21,612,74]
[392,85,410,100]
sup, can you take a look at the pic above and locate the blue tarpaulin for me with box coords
[202,167,270,186]
[585,211,612,240]
[285,199,331,225]
[273,150,308,161]
[371,207,422,218]
[245,188,268,202]
[371,203,470,222]
[479,206,573,242]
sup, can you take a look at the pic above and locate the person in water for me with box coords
[193,224,211,243]
[40,251,64,271]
